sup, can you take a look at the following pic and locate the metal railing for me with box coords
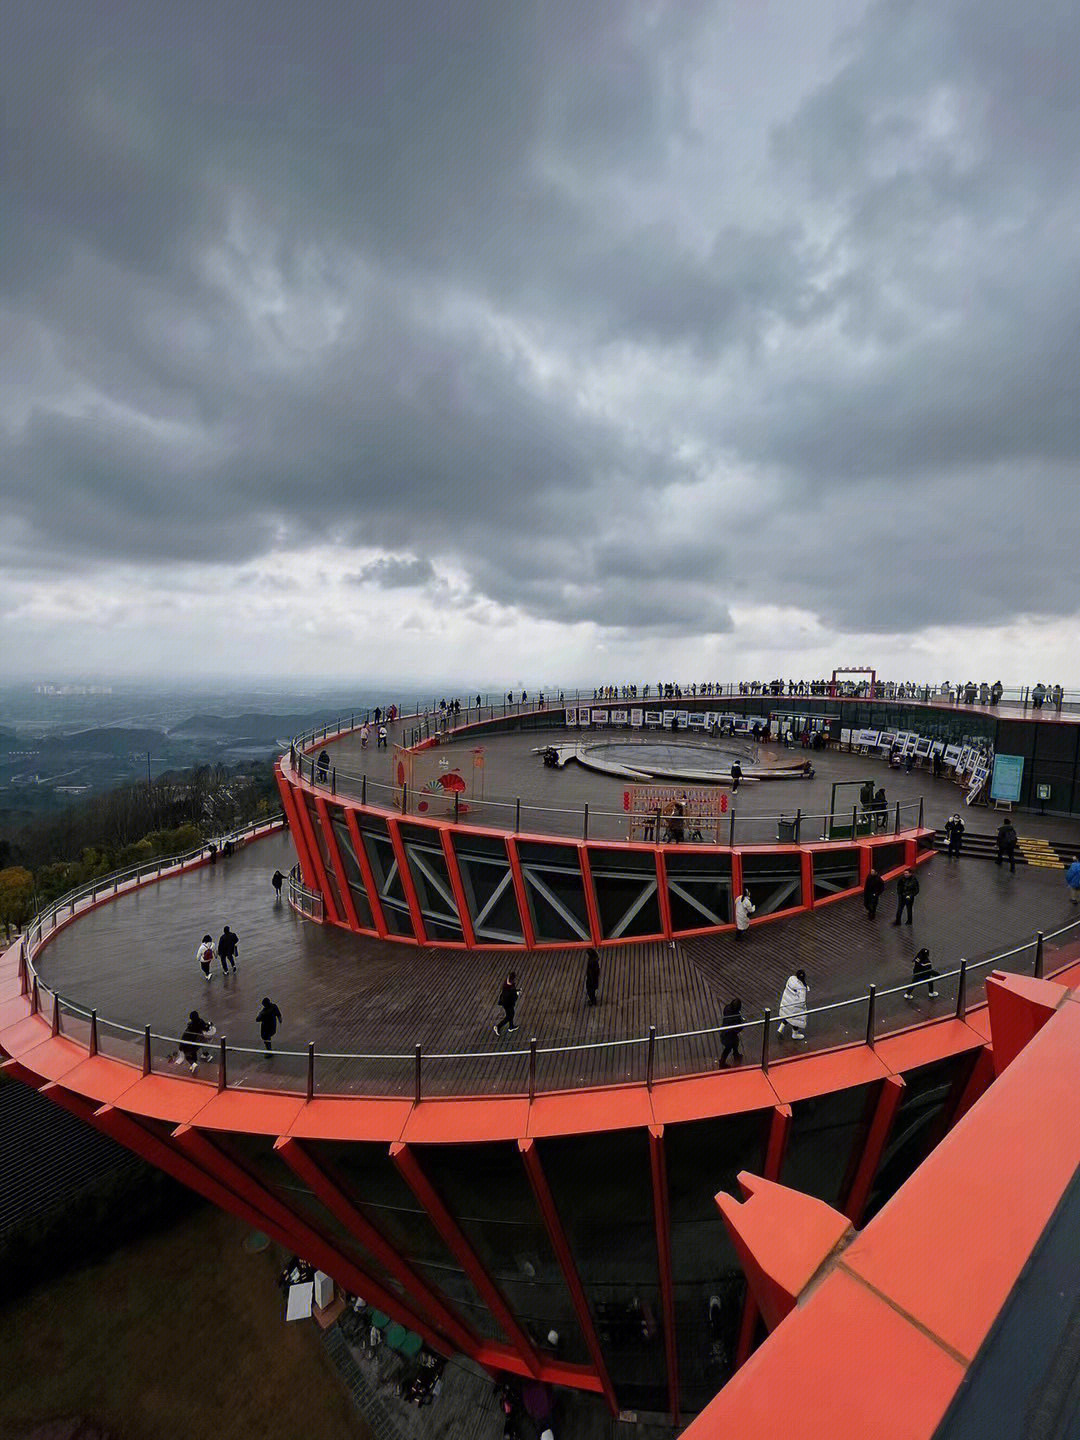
[16,833,1078,1102]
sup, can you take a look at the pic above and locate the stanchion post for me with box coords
[414,1044,422,1105]
[1034,931,1045,979]
[955,960,967,1019]
[307,1042,315,1102]
[217,1037,228,1092]
[361,774,367,806]
[647,1025,656,1089]
[760,1009,771,1071]
[918,796,924,829]
[143,1025,152,1076]
[729,808,736,847]
[89,1008,98,1058]
[515,798,521,833]
[894,800,901,834]
[529,1038,537,1102]
[583,803,589,841]
[864,986,876,1048]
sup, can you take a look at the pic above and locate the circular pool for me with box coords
[577,739,758,781]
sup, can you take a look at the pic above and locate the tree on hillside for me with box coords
[0,867,35,941]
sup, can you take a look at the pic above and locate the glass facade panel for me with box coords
[517,841,591,944]
[863,1054,970,1221]
[666,1112,769,1411]
[780,1083,876,1208]
[452,834,524,943]
[399,822,463,941]
[538,1129,667,1412]
[665,851,733,930]
[304,795,345,919]
[739,851,803,915]
[417,1141,589,1364]
[314,1139,505,1342]
[358,821,415,937]
[329,812,375,930]
[588,847,663,941]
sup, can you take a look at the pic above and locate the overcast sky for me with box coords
[3,1,1079,688]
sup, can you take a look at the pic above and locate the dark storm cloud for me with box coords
[3,0,1080,652]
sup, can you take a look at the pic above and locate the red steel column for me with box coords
[275,1136,478,1353]
[735,1104,792,1368]
[316,796,361,931]
[648,1125,681,1426]
[841,1075,906,1224]
[390,1141,541,1375]
[170,1124,449,1351]
[385,818,428,945]
[293,788,343,925]
[655,848,674,940]
[504,836,537,949]
[344,808,389,938]
[578,846,604,947]
[800,849,814,909]
[276,766,319,890]
[517,1138,618,1415]
[439,827,477,948]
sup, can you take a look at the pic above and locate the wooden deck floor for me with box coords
[32,829,1080,1098]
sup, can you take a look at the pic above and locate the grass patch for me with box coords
[0,1204,369,1440]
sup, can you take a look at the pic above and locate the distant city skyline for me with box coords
[4,2,1079,684]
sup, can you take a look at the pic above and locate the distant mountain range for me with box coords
[169,712,323,741]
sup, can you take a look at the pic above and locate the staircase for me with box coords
[933,830,1075,869]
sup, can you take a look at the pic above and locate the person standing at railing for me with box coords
[256,996,282,1052]
[719,997,743,1066]
[180,1010,215,1071]
[316,749,330,782]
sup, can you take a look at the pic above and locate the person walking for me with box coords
[873,786,888,831]
[892,869,920,925]
[1066,855,1080,905]
[944,813,965,858]
[378,724,388,749]
[493,972,520,1035]
[776,971,809,1041]
[179,1010,215,1071]
[730,760,742,794]
[719,997,743,1067]
[272,869,285,901]
[733,890,755,940]
[904,948,939,1000]
[585,948,600,1007]
[256,997,282,1052]
[863,867,884,920]
[196,933,216,981]
[996,818,1018,873]
[217,924,239,974]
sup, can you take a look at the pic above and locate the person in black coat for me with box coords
[892,869,920,925]
[904,948,939,1000]
[217,925,239,974]
[585,948,600,1006]
[863,867,884,920]
[180,1010,215,1071]
[256,997,282,1051]
[996,819,1018,873]
[493,972,520,1035]
[719,998,744,1067]
[944,813,965,858]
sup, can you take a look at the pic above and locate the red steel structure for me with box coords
[3,699,1077,1426]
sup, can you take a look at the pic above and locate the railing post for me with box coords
[1034,931,1045,979]
[331,767,337,795]
[361,774,367,806]
[728,808,735,847]
[17,941,28,996]
[529,1038,537,1101]
[89,1008,98,1057]
[49,986,58,1032]
[646,1025,656,1089]
[217,1037,228,1092]
[307,1041,315,1101]
[918,796,924,829]
[760,1009,771,1071]
[955,960,967,1019]
[864,985,876,1048]
[454,790,460,823]
[795,808,801,842]
[402,781,408,814]
[414,1044,422,1105]
[515,798,521,833]
[852,804,858,839]
[583,803,589,841]
[894,800,901,834]
[143,1025,152,1076]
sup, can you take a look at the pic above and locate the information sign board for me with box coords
[990,754,1024,804]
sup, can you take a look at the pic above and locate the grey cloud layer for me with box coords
[3,0,1079,644]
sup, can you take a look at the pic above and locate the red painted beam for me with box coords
[316,796,362,931]
[293,788,343,925]
[385,817,429,945]
[649,1125,681,1426]
[504,837,537,949]
[735,1104,792,1368]
[577,846,604,947]
[275,765,319,890]
[274,1136,478,1353]
[439,827,477,948]
[170,1124,450,1352]
[344,806,389,938]
[390,1141,541,1375]
[517,1138,618,1415]
[842,1075,906,1225]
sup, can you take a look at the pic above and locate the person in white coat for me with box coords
[733,891,755,941]
[776,969,809,1040]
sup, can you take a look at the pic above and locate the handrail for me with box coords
[19,822,1080,1101]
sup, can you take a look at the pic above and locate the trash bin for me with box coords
[777,817,797,842]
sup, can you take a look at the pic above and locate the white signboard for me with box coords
[630,708,643,728]
[565,706,578,727]
[644,710,663,728]
[611,709,629,726]
[590,709,609,726]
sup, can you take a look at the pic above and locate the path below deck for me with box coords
[32,829,1080,1098]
